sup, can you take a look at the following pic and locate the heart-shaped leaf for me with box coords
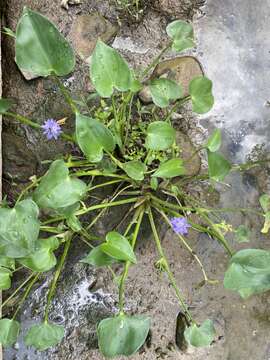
[33,159,87,211]
[0,319,20,347]
[152,159,185,178]
[101,231,137,263]
[224,249,270,298]
[189,76,214,114]
[184,319,215,347]
[0,98,14,114]
[90,40,132,97]
[145,121,176,151]
[206,129,221,152]
[0,267,12,290]
[19,237,59,272]
[207,150,231,181]
[25,322,64,351]
[123,160,147,181]
[81,245,117,267]
[166,20,195,52]
[0,199,40,258]
[259,194,270,213]
[76,113,115,163]
[149,78,183,108]
[98,314,150,357]
[15,7,75,77]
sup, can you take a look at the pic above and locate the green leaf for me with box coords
[235,225,250,243]
[0,256,15,270]
[66,214,82,232]
[152,159,185,178]
[0,267,11,290]
[15,7,75,77]
[207,150,231,181]
[90,40,132,97]
[123,160,147,181]
[101,231,137,264]
[166,20,195,52]
[81,245,117,267]
[145,121,176,151]
[224,249,270,298]
[206,129,222,152]
[33,159,87,211]
[0,98,14,114]
[0,199,40,258]
[76,113,115,163]
[25,322,64,351]
[184,320,215,347]
[98,314,150,357]
[259,194,270,213]
[261,212,270,234]
[149,78,183,108]
[19,237,59,272]
[189,76,214,114]
[150,177,158,190]
[0,319,20,347]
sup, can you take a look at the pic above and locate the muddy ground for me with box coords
[1,0,270,359]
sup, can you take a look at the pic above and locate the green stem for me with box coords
[53,76,78,114]
[74,169,129,181]
[118,208,144,313]
[13,273,39,319]
[44,233,72,322]
[140,43,172,80]
[1,272,35,310]
[165,96,191,122]
[87,179,123,192]
[147,207,193,324]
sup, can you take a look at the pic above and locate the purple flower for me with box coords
[170,217,191,235]
[41,119,62,140]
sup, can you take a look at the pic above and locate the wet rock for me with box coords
[139,56,204,103]
[155,0,205,19]
[176,130,201,177]
[70,13,118,61]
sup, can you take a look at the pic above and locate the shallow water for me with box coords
[194,0,270,162]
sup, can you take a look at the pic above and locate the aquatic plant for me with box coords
[0,7,270,358]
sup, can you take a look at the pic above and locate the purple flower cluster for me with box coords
[170,217,191,236]
[41,119,62,140]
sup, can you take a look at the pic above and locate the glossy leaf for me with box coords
[235,225,250,243]
[150,177,158,190]
[149,78,182,108]
[0,199,40,258]
[76,113,115,163]
[189,76,214,114]
[207,150,231,181]
[0,319,20,347]
[0,267,11,290]
[33,159,87,211]
[123,160,147,181]
[25,322,64,351]
[206,129,221,152]
[166,20,195,52]
[15,7,75,77]
[224,249,270,298]
[81,245,116,267]
[259,194,270,213]
[0,98,14,114]
[19,237,59,272]
[101,231,137,264]
[152,159,185,178]
[145,121,176,151]
[184,320,215,347]
[98,314,150,357]
[90,40,132,97]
